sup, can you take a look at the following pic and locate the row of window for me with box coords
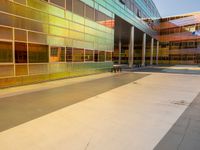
[0,25,113,47]
[143,0,160,17]
[1,1,114,35]
[42,0,114,28]
[122,0,160,19]
[0,41,112,63]
[0,1,114,50]
[0,9,113,41]
[160,24,199,35]
[159,55,200,61]
[160,41,200,50]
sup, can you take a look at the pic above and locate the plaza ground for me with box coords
[0,65,200,150]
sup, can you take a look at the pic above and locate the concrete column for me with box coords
[150,38,154,65]
[118,39,121,64]
[129,26,135,68]
[142,33,146,66]
[156,41,159,65]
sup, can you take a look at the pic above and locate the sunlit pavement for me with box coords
[0,66,200,150]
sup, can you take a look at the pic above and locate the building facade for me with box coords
[157,12,200,64]
[0,0,161,88]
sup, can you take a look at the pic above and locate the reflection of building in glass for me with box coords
[4,0,200,87]
[157,12,200,64]
[0,0,160,88]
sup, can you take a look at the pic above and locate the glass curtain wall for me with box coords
[158,13,200,64]
[0,0,114,87]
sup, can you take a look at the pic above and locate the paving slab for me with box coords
[0,73,147,132]
[154,92,200,150]
[0,72,200,150]
[0,72,115,98]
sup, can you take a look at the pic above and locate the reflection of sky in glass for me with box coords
[153,0,200,17]
[170,14,200,27]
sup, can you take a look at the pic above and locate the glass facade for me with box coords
[0,0,160,88]
[157,13,200,64]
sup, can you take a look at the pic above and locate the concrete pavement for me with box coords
[135,65,200,75]
[154,93,200,150]
[0,73,147,132]
[0,66,200,150]
[0,72,115,98]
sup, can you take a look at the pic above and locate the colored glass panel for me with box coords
[29,44,49,63]
[15,42,27,63]
[0,41,13,63]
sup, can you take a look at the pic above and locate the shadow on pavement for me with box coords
[0,73,148,132]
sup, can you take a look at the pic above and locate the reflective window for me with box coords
[0,12,12,27]
[73,0,84,17]
[0,41,13,63]
[14,0,26,5]
[50,47,65,62]
[66,0,72,11]
[95,10,106,22]
[50,0,65,8]
[106,52,112,61]
[28,32,47,44]
[86,5,94,21]
[85,50,94,61]
[0,65,14,77]
[66,47,72,62]
[95,10,114,28]
[0,26,12,40]
[15,29,27,42]
[15,42,27,63]
[73,48,84,62]
[15,64,28,76]
[94,50,99,62]
[99,51,105,62]
[29,44,49,63]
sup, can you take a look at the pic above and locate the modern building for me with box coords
[157,12,200,65]
[0,0,161,88]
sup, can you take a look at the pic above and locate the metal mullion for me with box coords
[84,48,86,62]
[27,31,30,76]
[93,50,95,62]
[12,27,16,77]
[103,51,105,62]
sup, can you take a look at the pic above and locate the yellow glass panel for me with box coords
[48,5,65,18]
[15,64,28,76]
[49,15,68,28]
[72,14,84,25]
[0,26,13,40]
[0,65,14,77]
[65,11,73,21]
[28,32,47,44]
[65,38,73,47]
[15,29,27,42]
[27,0,49,12]
[73,40,93,49]
[85,19,97,28]
[69,30,84,40]
[85,26,96,35]
[49,25,68,37]
[27,0,64,18]
[85,34,95,42]
[69,22,84,32]
[47,36,65,46]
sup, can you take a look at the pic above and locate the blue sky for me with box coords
[153,0,200,17]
